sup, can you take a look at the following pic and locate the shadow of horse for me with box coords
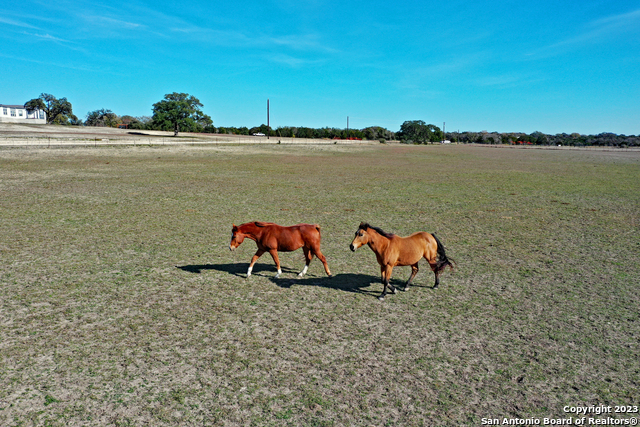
[176,262,297,277]
[268,273,379,296]
[176,262,429,298]
[268,272,433,297]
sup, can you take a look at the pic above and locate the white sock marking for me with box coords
[298,265,309,277]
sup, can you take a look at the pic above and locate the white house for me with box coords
[0,104,47,124]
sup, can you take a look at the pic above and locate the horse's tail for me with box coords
[432,233,455,273]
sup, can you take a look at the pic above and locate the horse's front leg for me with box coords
[247,249,265,277]
[379,265,395,301]
[268,249,282,278]
[298,247,313,277]
[404,264,419,291]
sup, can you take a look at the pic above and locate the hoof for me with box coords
[378,296,385,301]
[402,287,409,292]
[327,274,333,278]
[297,273,304,278]
[392,287,397,294]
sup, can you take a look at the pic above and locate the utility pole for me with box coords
[443,122,445,143]
[267,99,270,139]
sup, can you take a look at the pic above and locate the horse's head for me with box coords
[229,224,245,251]
[350,223,371,252]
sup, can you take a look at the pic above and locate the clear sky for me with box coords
[2,0,639,135]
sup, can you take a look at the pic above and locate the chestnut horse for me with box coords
[350,223,454,300]
[229,222,332,278]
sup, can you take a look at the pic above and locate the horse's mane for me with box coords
[254,221,275,227]
[359,223,395,238]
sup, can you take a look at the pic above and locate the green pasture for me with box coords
[1,144,638,426]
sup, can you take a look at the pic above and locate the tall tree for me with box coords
[24,98,46,113]
[398,120,442,143]
[28,93,79,125]
[151,93,212,136]
[85,109,119,127]
[398,120,429,144]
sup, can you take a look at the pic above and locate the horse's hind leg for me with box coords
[311,245,332,277]
[268,249,282,278]
[403,264,419,291]
[298,247,313,277]
[429,262,440,289]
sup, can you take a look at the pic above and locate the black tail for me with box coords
[432,233,455,273]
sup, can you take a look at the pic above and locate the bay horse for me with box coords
[229,222,332,278]
[349,222,454,300]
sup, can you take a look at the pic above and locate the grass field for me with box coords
[1,144,639,426]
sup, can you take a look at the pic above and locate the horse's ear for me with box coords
[232,224,237,231]
[359,222,367,229]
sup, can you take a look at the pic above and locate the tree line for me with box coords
[448,130,640,148]
[23,93,638,147]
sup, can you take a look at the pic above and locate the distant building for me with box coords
[0,104,47,124]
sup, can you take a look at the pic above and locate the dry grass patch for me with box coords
[1,144,639,426]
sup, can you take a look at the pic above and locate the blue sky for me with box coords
[2,0,639,135]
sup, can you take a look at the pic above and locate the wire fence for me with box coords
[1,135,638,151]
[0,135,380,148]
